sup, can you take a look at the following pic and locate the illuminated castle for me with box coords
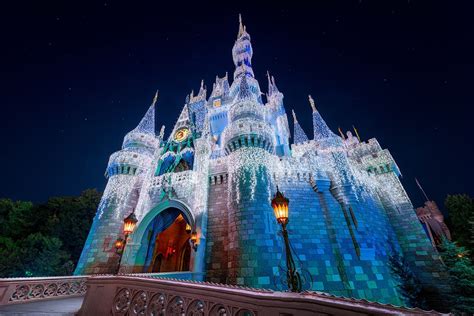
[75,16,448,305]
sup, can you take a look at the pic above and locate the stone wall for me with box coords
[205,173,230,283]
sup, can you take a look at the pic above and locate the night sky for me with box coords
[1,1,473,211]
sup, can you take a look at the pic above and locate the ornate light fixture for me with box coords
[271,187,302,292]
[190,231,198,251]
[185,223,192,234]
[123,212,138,235]
[115,211,138,274]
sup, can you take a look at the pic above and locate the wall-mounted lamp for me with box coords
[185,223,192,234]
[190,231,198,251]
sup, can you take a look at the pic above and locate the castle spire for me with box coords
[232,14,254,79]
[309,95,338,141]
[292,109,298,123]
[292,109,309,144]
[309,95,317,113]
[152,90,159,106]
[267,70,271,91]
[238,13,245,38]
[267,71,280,97]
[133,91,157,135]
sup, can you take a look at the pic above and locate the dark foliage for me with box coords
[388,250,429,310]
[0,189,100,277]
[439,238,474,315]
[445,194,474,258]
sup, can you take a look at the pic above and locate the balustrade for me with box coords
[0,276,87,305]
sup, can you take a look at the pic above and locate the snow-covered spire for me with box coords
[292,109,309,144]
[232,14,254,79]
[267,71,280,97]
[159,125,165,139]
[190,79,207,103]
[309,95,338,141]
[309,94,317,113]
[133,91,157,135]
[238,13,245,38]
[210,73,230,98]
[152,90,159,106]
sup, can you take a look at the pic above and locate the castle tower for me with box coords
[215,19,281,286]
[74,93,160,275]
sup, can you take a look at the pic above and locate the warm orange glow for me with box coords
[123,212,138,235]
[174,128,190,142]
[185,223,192,234]
[271,187,290,223]
[114,238,124,250]
[273,203,289,223]
[191,232,198,244]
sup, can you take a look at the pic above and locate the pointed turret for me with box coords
[132,91,157,135]
[267,71,280,98]
[210,73,230,99]
[159,125,165,139]
[232,14,254,80]
[238,13,245,38]
[292,109,309,144]
[309,95,338,141]
[122,91,160,152]
[189,80,207,103]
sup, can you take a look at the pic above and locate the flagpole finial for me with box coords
[415,178,430,201]
[238,14,245,38]
[338,127,345,139]
[292,109,298,123]
[152,90,159,106]
[308,95,316,112]
[352,125,361,142]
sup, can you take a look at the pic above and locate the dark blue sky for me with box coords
[1,1,472,210]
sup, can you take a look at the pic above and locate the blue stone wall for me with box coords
[276,178,402,305]
[226,166,281,287]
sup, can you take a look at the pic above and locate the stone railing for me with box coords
[0,275,87,306]
[79,275,439,315]
[150,170,196,188]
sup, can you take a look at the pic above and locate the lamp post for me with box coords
[271,187,302,292]
[115,211,138,275]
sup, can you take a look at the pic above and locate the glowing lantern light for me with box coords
[271,186,289,224]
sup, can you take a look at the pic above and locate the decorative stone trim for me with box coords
[79,275,441,316]
[0,276,87,305]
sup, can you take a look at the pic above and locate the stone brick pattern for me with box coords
[205,173,230,283]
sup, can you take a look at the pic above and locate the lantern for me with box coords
[271,187,289,224]
[114,238,124,251]
[191,232,198,244]
[185,223,192,234]
[123,212,138,235]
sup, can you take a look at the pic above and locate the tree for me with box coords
[0,189,101,278]
[439,238,474,314]
[0,237,22,277]
[388,250,429,309]
[445,194,474,255]
[19,233,70,277]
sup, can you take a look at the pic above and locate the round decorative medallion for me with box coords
[174,128,190,142]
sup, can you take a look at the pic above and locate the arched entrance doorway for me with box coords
[142,208,193,273]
